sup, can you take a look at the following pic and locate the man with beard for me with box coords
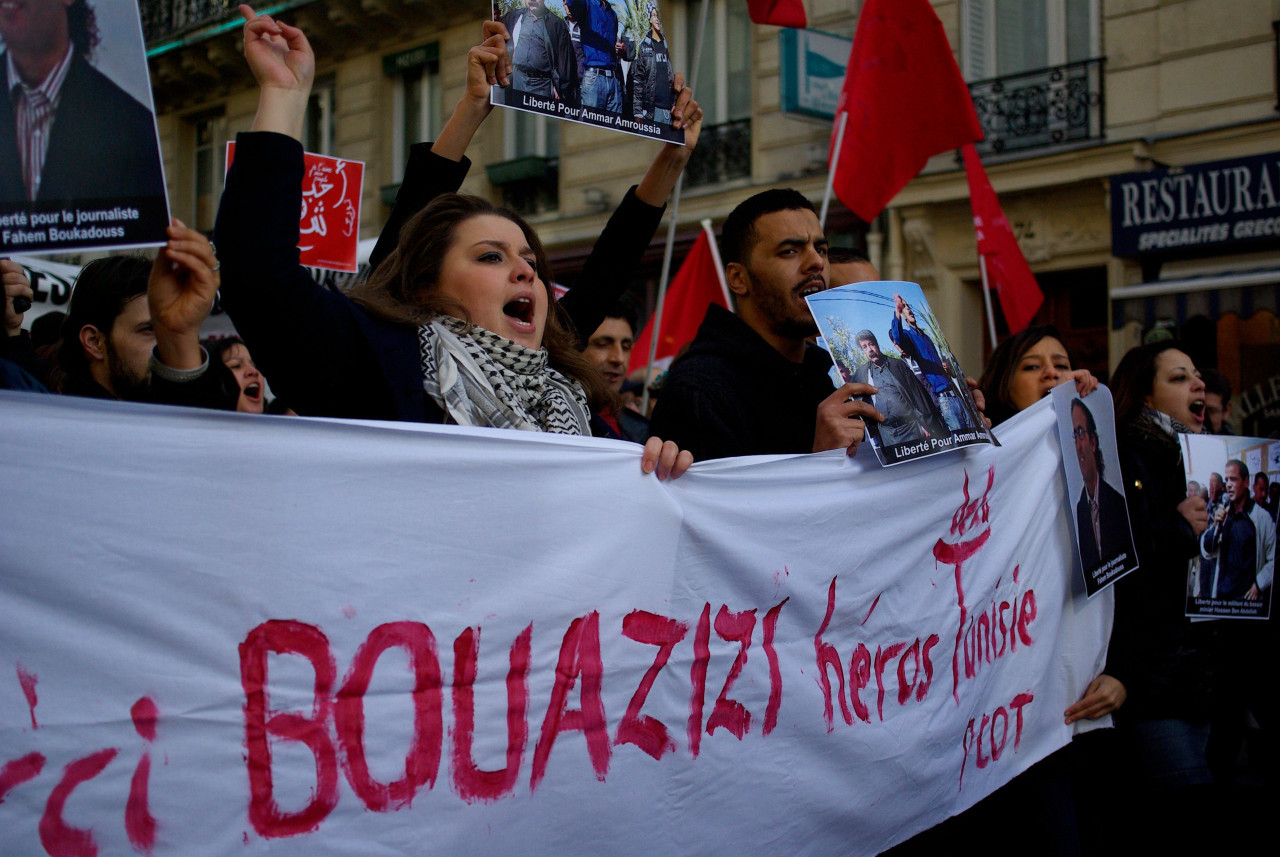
[648,189,882,460]
[850,329,945,446]
[53,234,237,408]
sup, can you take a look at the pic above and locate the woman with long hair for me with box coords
[213,7,701,475]
[1108,341,1215,847]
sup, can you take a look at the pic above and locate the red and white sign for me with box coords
[0,393,1110,856]
[227,142,364,272]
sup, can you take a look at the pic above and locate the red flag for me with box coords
[746,0,806,28]
[829,0,982,222]
[962,144,1044,333]
[629,224,730,373]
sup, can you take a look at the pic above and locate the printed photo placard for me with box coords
[0,1,169,254]
[806,281,995,466]
[491,0,685,144]
[1052,384,1139,596]
[1180,433,1275,620]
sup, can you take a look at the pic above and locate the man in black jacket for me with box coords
[1072,398,1135,576]
[503,0,578,105]
[628,2,672,122]
[648,189,881,460]
[0,0,164,206]
[52,233,237,409]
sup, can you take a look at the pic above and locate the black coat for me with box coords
[216,133,663,423]
[1076,477,1135,574]
[648,304,837,461]
[1109,422,1218,721]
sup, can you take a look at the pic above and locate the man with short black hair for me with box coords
[53,225,236,408]
[649,188,881,460]
[826,246,879,288]
[1201,368,1233,435]
[1201,459,1275,601]
[584,295,647,442]
[1255,472,1274,516]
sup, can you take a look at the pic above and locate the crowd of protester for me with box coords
[1,5,1273,854]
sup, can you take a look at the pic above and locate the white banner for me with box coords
[0,393,1110,856]
[10,242,377,341]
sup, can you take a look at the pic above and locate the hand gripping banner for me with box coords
[0,392,1110,856]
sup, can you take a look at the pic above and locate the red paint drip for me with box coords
[0,752,45,804]
[761,598,788,735]
[686,604,711,758]
[126,754,157,855]
[39,748,119,857]
[16,665,38,729]
[860,593,881,626]
[131,697,158,742]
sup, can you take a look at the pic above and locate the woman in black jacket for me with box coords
[1108,341,1214,847]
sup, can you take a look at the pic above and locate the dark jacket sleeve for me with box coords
[148,357,241,411]
[550,16,579,107]
[369,144,471,274]
[648,370,748,462]
[558,186,664,347]
[214,132,397,420]
[631,42,652,119]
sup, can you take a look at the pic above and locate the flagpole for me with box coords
[641,0,711,417]
[819,111,848,229]
[979,254,997,345]
[702,218,729,304]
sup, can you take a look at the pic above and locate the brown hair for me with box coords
[976,324,1066,427]
[1111,340,1189,427]
[348,194,609,409]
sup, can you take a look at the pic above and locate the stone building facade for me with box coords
[144,0,1279,417]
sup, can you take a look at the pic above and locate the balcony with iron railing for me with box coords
[141,0,251,44]
[684,119,751,189]
[966,58,1105,158]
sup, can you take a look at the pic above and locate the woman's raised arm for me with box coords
[241,4,315,140]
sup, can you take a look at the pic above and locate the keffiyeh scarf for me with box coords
[418,316,591,435]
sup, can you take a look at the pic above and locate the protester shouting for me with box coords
[213,6,693,477]
[1108,341,1217,852]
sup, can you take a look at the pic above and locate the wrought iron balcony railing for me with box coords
[967,58,1104,157]
[141,0,242,44]
[685,119,751,189]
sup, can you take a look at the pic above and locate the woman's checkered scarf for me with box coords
[418,316,591,435]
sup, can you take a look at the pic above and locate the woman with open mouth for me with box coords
[212,7,700,477]
[207,337,266,414]
[1107,341,1215,850]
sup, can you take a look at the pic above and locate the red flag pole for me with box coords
[641,0,712,416]
[978,253,997,345]
[819,111,848,229]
